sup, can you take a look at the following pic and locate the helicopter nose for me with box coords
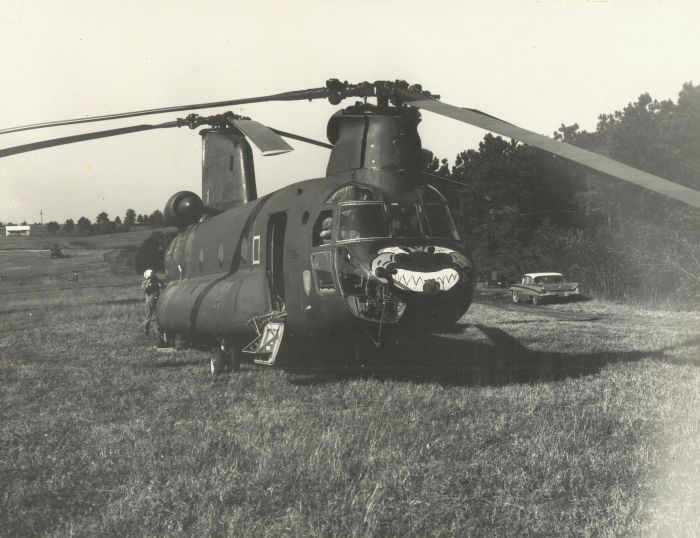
[370,245,471,293]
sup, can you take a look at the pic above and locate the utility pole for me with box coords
[40,209,43,225]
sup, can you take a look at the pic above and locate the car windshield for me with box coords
[534,275,565,284]
[338,203,390,240]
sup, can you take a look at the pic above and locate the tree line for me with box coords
[36,209,166,235]
[423,82,700,307]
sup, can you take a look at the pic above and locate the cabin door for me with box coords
[266,212,287,311]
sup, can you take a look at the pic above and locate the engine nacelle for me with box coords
[163,191,204,227]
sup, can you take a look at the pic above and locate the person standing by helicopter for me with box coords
[141,269,163,336]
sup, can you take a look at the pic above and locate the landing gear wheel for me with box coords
[227,346,241,373]
[210,345,226,376]
[512,292,520,304]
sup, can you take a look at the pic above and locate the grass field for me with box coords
[1,234,699,536]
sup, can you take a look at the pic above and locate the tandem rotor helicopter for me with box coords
[3,79,700,374]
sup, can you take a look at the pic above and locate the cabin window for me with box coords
[417,204,460,240]
[198,249,204,272]
[252,235,260,264]
[338,203,389,241]
[326,183,381,203]
[389,204,421,238]
[218,244,224,269]
[312,210,334,247]
[311,251,336,295]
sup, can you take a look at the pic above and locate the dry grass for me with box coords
[1,239,699,536]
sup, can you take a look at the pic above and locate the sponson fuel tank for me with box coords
[157,195,270,335]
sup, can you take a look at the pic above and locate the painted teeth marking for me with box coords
[393,268,459,292]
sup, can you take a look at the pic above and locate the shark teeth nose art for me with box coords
[393,268,460,292]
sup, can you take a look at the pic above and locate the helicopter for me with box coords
[2,79,700,374]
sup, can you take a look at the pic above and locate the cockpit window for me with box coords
[326,183,381,203]
[338,203,389,241]
[389,204,422,238]
[418,204,460,240]
[311,251,336,295]
[312,210,333,247]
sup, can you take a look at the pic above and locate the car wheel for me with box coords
[210,345,226,375]
[512,292,520,304]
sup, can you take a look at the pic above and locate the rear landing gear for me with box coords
[154,328,169,348]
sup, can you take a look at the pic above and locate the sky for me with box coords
[0,0,698,224]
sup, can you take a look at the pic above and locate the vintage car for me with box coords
[510,272,582,305]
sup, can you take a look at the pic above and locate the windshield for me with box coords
[338,203,390,241]
[389,204,422,238]
[418,204,460,240]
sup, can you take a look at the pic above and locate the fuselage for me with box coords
[156,168,475,343]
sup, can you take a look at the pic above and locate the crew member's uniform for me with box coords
[141,269,163,335]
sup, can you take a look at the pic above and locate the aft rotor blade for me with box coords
[0,87,331,136]
[268,128,333,149]
[228,118,293,156]
[0,121,181,158]
[402,92,700,210]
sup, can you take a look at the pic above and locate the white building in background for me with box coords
[5,225,31,236]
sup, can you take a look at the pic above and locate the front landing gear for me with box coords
[210,338,241,375]
[352,335,386,370]
[210,345,226,376]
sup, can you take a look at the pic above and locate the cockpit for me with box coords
[308,182,470,326]
[314,182,460,245]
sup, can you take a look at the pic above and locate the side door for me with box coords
[266,212,287,311]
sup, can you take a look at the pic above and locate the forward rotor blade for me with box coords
[0,87,331,136]
[0,121,180,158]
[402,92,700,210]
[228,119,293,156]
[268,128,333,149]
[421,170,470,189]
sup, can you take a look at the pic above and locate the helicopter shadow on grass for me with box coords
[287,323,688,388]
